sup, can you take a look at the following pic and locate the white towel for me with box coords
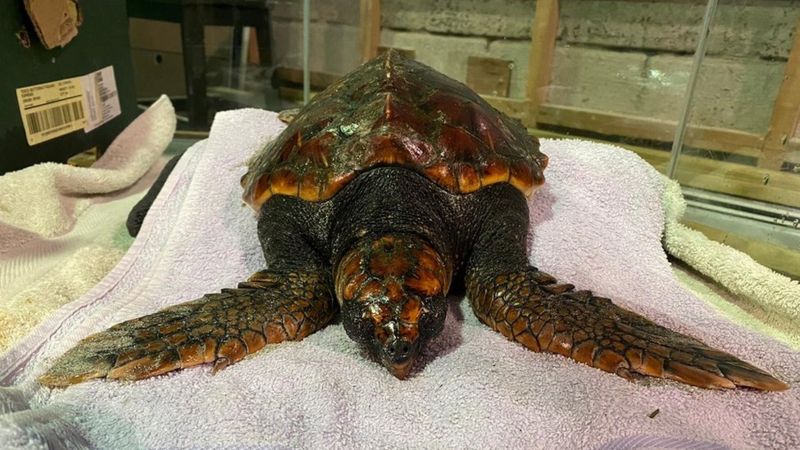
[663,183,800,343]
[0,95,175,238]
[0,96,175,352]
[1,109,797,449]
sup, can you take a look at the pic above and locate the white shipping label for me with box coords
[16,65,122,146]
[81,66,121,132]
[16,77,88,146]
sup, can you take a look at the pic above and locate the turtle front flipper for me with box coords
[38,270,336,387]
[465,267,788,391]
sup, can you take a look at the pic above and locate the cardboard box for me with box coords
[128,18,234,100]
[0,0,138,174]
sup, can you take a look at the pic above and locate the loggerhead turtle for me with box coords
[40,51,787,391]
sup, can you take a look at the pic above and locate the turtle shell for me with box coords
[242,50,548,210]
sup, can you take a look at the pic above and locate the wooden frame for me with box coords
[359,0,380,63]
[518,2,800,210]
[525,0,560,127]
[518,2,800,172]
[758,18,800,170]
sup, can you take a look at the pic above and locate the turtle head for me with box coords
[335,234,450,379]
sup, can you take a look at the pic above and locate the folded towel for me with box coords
[0,97,176,352]
[663,183,800,345]
[1,109,797,449]
[0,95,175,238]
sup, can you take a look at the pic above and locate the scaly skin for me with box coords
[38,271,336,387]
[466,267,789,391]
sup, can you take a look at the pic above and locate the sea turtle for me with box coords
[39,51,787,391]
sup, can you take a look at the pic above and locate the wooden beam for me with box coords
[758,18,800,170]
[359,0,381,63]
[525,0,559,127]
[786,137,800,165]
[536,103,765,158]
[526,127,800,208]
[622,145,800,208]
[489,97,796,173]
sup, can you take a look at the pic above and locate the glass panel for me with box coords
[296,0,539,102]
[538,0,694,152]
[674,1,800,281]
[379,1,534,99]
[127,0,293,132]
[271,0,361,104]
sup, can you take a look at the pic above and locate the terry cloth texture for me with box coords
[0,109,797,449]
[662,182,800,349]
[0,96,175,353]
[0,96,175,238]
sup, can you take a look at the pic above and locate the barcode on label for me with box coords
[25,101,85,135]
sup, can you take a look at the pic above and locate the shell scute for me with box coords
[424,163,458,192]
[456,163,482,193]
[242,50,547,210]
[298,171,322,201]
[297,132,334,167]
[437,125,484,162]
[371,94,431,138]
[364,135,414,166]
[479,157,511,186]
[424,92,473,126]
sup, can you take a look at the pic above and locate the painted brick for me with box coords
[380,29,488,82]
[272,20,361,75]
[382,0,535,38]
[559,1,800,59]
[644,55,785,133]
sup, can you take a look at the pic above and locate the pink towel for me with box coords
[1,109,796,449]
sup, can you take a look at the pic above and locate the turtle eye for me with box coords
[342,301,375,345]
[418,296,447,340]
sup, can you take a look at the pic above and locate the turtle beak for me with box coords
[387,360,414,379]
[380,337,419,380]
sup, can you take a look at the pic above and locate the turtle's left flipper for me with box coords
[466,267,789,391]
[38,270,336,387]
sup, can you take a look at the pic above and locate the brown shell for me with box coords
[242,50,548,210]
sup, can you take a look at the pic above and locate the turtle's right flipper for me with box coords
[38,270,336,387]
[466,267,789,391]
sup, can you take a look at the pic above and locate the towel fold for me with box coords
[0,95,175,238]
[0,96,176,352]
[1,109,797,449]
[662,182,800,344]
